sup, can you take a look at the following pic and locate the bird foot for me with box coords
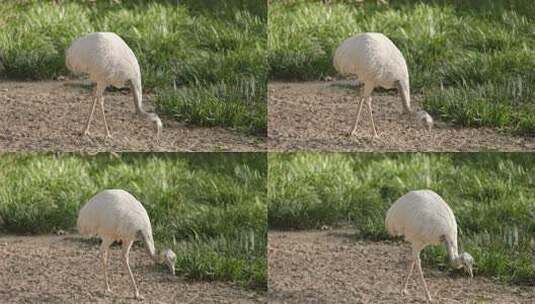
[401,289,409,296]
[346,129,357,137]
[82,130,91,137]
[135,293,145,301]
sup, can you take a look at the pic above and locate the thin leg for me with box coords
[349,83,374,137]
[99,238,113,294]
[416,256,432,302]
[96,85,112,138]
[402,259,416,295]
[83,86,99,136]
[366,97,378,138]
[122,240,143,300]
[349,97,365,136]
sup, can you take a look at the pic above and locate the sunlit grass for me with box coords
[268,153,535,284]
[0,0,267,134]
[269,0,535,134]
[0,153,267,289]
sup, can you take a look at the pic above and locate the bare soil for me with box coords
[0,234,266,304]
[268,230,535,304]
[0,81,265,152]
[268,81,535,151]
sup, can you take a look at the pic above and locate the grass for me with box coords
[269,0,535,135]
[268,153,535,285]
[0,0,267,135]
[0,153,267,289]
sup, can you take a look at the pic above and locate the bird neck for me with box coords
[397,80,411,113]
[130,79,163,134]
[138,230,161,263]
[130,79,145,115]
[443,237,461,267]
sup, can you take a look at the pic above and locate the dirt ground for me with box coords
[0,81,265,152]
[268,230,535,304]
[268,81,535,151]
[0,234,266,304]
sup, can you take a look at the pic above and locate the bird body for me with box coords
[66,32,140,88]
[334,32,409,91]
[386,190,457,250]
[385,190,473,302]
[333,33,433,137]
[78,189,154,245]
[78,189,175,300]
[66,32,162,140]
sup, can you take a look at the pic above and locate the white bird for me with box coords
[78,189,176,300]
[333,32,433,137]
[385,190,474,302]
[66,32,162,140]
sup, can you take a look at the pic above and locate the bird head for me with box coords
[415,110,433,132]
[458,252,474,278]
[160,248,176,275]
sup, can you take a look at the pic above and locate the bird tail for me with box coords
[130,79,163,139]
[138,230,159,264]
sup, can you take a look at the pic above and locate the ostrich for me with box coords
[77,189,176,300]
[333,32,433,137]
[66,32,162,140]
[385,190,474,302]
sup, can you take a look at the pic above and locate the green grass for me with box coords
[269,0,535,135]
[269,153,535,285]
[0,153,267,289]
[0,0,267,135]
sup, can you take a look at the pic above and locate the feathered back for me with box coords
[333,32,409,90]
[77,189,153,246]
[385,190,458,249]
[66,32,141,88]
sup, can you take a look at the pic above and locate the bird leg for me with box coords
[416,255,432,302]
[96,86,112,138]
[348,97,365,136]
[366,96,379,138]
[83,88,99,136]
[122,240,143,300]
[99,96,112,138]
[99,238,113,294]
[401,259,415,295]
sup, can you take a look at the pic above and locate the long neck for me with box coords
[443,236,461,267]
[130,79,163,129]
[398,80,412,113]
[139,230,160,264]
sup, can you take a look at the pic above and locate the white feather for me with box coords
[333,32,409,90]
[385,190,457,251]
[333,32,434,135]
[66,32,162,139]
[384,189,473,301]
[77,189,176,299]
[66,32,140,88]
[77,189,154,250]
